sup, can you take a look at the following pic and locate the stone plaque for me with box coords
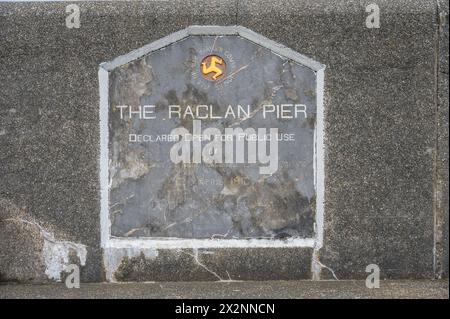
[100,26,325,243]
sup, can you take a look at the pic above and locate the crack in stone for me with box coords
[4,218,55,243]
[210,227,232,239]
[312,251,339,281]
[182,249,237,282]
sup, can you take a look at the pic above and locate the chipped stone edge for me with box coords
[99,26,326,281]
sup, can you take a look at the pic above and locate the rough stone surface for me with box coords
[0,0,448,282]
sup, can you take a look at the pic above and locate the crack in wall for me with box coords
[182,249,237,282]
[311,249,338,281]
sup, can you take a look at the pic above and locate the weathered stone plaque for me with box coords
[100,26,325,244]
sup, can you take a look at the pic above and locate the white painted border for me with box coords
[314,68,326,250]
[99,67,110,249]
[99,26,326,252]
[109,237,315,249]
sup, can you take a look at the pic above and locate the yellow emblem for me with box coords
[200,55,226,81]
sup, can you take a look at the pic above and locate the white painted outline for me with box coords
[315,68,325,250]
[108,237,315,249]
[99,67,110,249]
[99,26,325,253]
